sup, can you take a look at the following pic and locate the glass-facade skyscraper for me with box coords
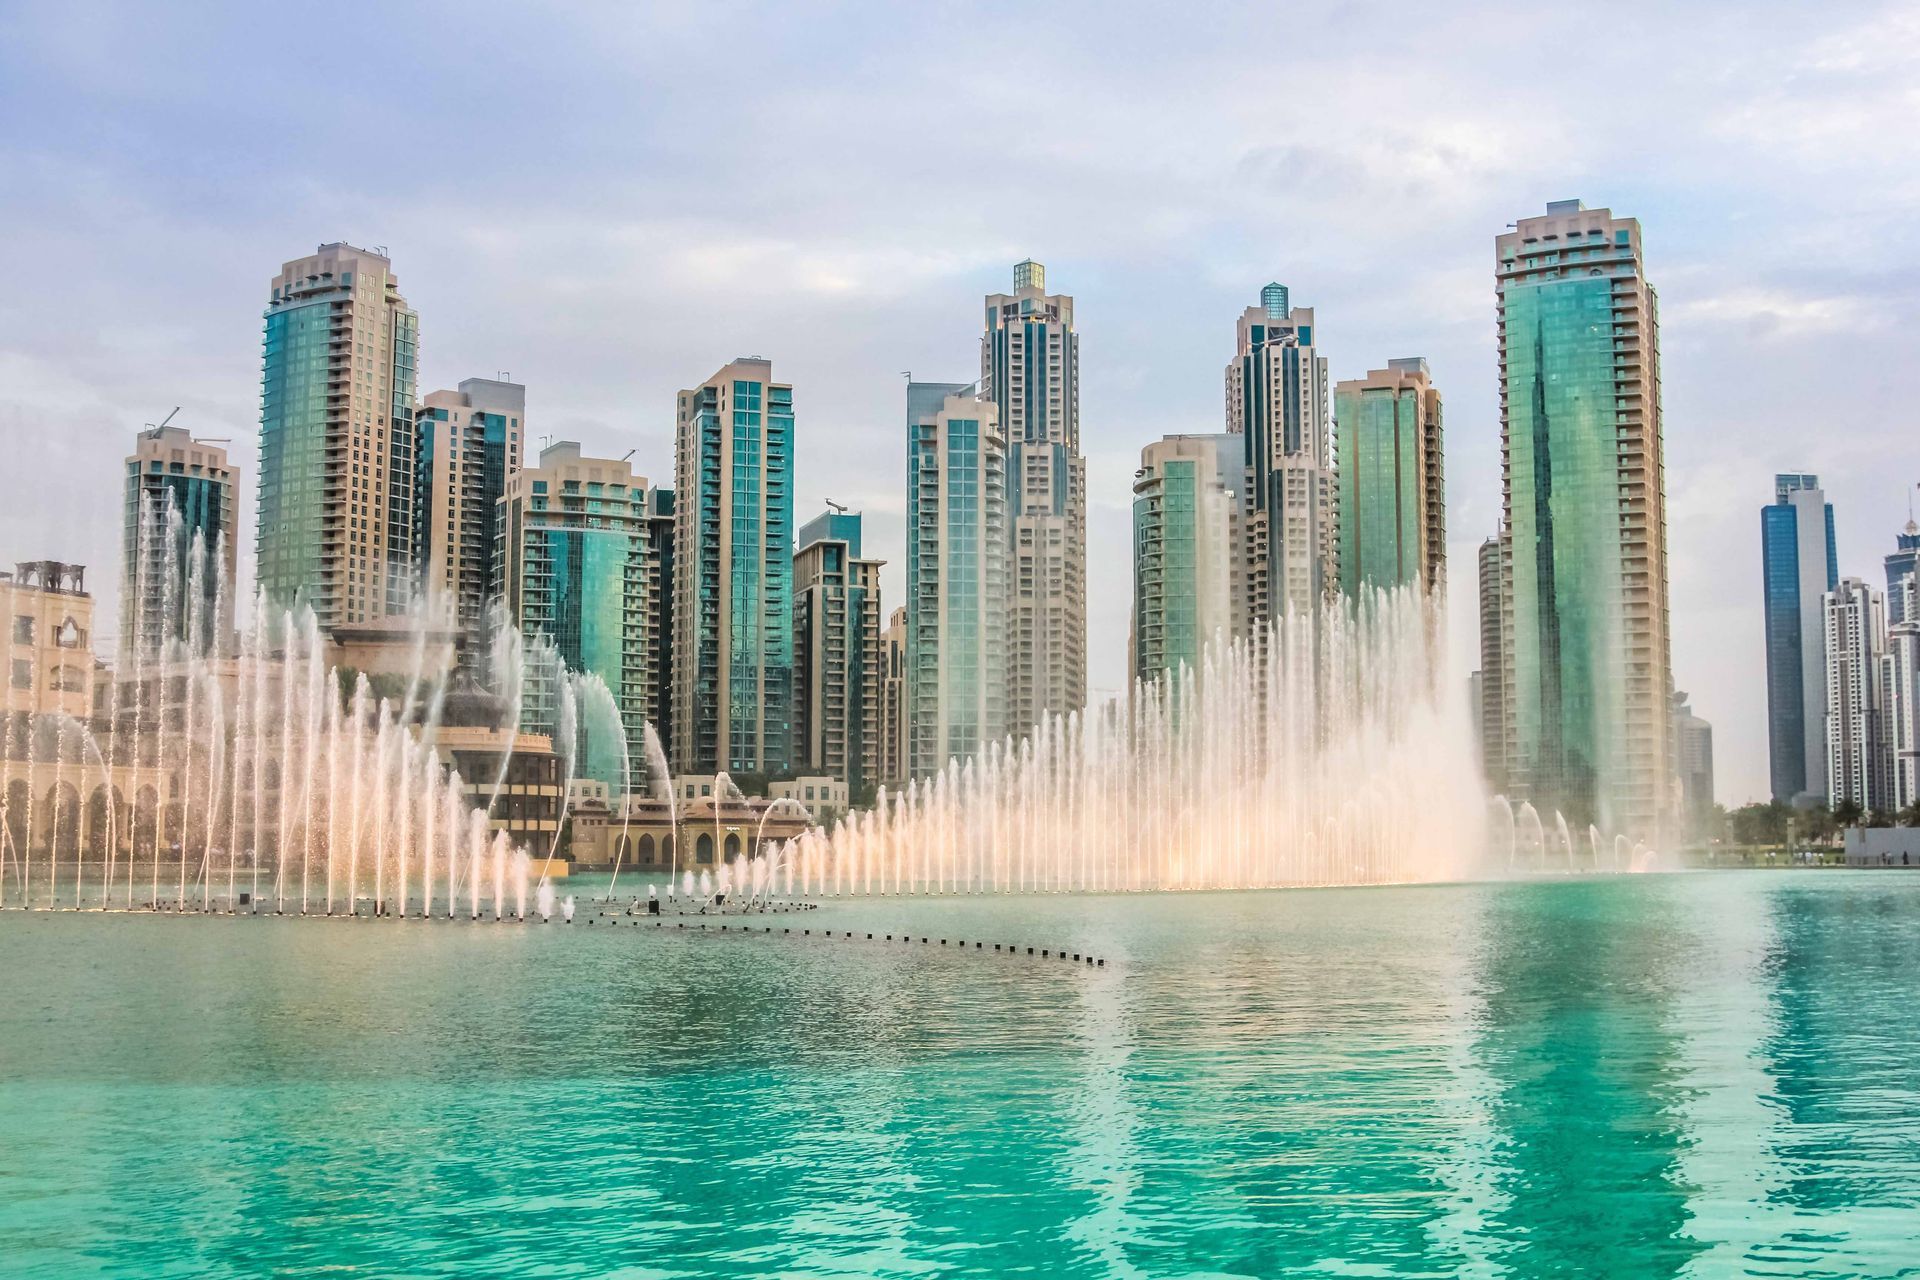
[415,377,524,652]
[1497,200,1674,841]
[793,510,883,795]
[258,243,418,631]
[1886,516,1919,625]
[1824,577,1890,813]
[122,424,237,661]
[906,381,1007,778]
[1131,434,1240,683]
[1761,473,1838,805]
[1333,357,1445,600]
[496,441,663,789]
[1226,283,1331,624]
[982,261,1086,734]
[1477,534,1509,794]
[673,358,794,776]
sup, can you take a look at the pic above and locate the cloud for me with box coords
[1666,287,1889,338]
[2,0,1918,804]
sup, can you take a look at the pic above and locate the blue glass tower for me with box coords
[1762,473,1838,804]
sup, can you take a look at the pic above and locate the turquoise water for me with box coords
[2,872,1918,1278]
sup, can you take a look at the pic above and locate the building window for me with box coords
[10,660,30,690]
[11,617,31,645]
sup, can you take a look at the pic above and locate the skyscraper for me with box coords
[792,509,883,796]
[906,381,1007,778]
[1761,473,1838,805]
[1884,577,1920,813]
[1823,577,1890,814]
[1885,511,1919,625]
[1497,200,1674,841]
[1131,434,1241,683]
[122,424,236,661]
[1477,534,1509,794]
[1227,283,1331,623]
[1333,357,1445,599]
[1670,689,1715,840]
[258,243,419,631]
[877,605,908,789]
[673,358,795,777]
[982,261,1086,733]
[496,441,663,789]
[644,487,675,760]
[414,377,524,647]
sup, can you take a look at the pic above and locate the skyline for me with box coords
[4,2,1919,806]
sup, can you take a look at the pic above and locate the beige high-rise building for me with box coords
[982,261,1086,735]
[415,377,525,642]
[258,243,419,633]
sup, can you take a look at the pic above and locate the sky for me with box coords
[2,0,1917,806]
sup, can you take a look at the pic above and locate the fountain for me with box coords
[773,588,1488,895]
[1,497,1655,920]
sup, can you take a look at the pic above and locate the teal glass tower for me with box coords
[122,424,237,660]
[1333,358,1444,600]
[415,378,525,652]
[673,359,795,777]
[258,244,418,631]
[1131,434,1240,683]
[906,381,1007,778]
[496,441,664,789]
[1497,200,1674,841]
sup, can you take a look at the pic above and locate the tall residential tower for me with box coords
[415,377,524,647]
[1227,283,1331,624]
[1333,358,1444,600]
[792,510,884,796]
[982,261,1086,734]
[1131,434,1241,683]
[673,358,795,776]
[496,441,664,789]
[1761,473,1838,805]
[906,381,1007,778]
[122,424,237,661]
[1496,201,1674,841]
[257,243,419,631]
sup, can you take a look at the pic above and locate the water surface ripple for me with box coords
[2,873,1918,1277]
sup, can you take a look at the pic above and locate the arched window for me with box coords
[695,832,714,863]
[723,833,741,859]
[637,833,655,863]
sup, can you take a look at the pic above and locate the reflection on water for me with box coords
[2,873,1918,1277]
